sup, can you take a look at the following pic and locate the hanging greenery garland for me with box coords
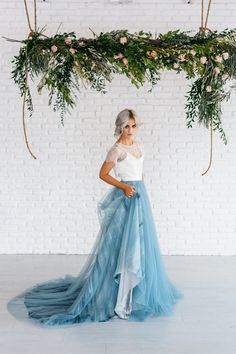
[11,27,236,145]
[3,0,236,175]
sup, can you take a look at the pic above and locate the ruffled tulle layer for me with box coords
[7,180,183,327]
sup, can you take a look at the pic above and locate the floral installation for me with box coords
[11,27,236,144]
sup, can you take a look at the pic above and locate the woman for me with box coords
[7,108,183,327]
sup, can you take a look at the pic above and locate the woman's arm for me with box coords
[99,161,126,191]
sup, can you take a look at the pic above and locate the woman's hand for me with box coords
[122,184,136,198]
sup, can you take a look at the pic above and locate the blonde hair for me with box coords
[114,109,141,137]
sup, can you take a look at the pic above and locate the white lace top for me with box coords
[105,141,144,181]
[105,141,143,162]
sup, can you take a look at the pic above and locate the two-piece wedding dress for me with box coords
[7,140,184,327]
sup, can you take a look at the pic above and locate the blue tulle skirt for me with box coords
[7,180,184,327]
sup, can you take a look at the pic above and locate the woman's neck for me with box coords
[116,138,134,146]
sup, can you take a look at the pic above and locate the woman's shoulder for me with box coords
[135,139,144,149]
[134,139,145,153]
[104,143,124,163]
[107,142,122,153]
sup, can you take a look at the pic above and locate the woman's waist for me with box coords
[120,179,144,183]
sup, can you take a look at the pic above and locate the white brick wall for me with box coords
[0,0,236,255]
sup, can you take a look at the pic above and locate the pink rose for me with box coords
[215,55,222,63]
[222,72,229,80]
[119,36,128,45]
[214,67,221,74]
[64,37,72,45]
[200,56,207,64]
[206,85,212,92]
[69,48,77,54]
[178,54,186,62]
[190,49,196,56]
[122,57,128,65]
[222,52,229,60]
[51,45,58,53]
[150,50,157,58]
[113,54,123,59]
[173,62,180,68]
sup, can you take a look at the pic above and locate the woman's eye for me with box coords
[125,125,136,129]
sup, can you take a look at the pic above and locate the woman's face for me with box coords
[121,118,138,139]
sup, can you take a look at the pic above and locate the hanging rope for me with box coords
[22,0,37,159]
[204,0,212,29]
[199,0,212,33]
[23,0,33,33]
[199,0,213,176]
[22,46,37,159]
[201,118,213,176]
[34,0,37,32]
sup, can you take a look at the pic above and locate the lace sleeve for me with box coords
[104,146,121,164]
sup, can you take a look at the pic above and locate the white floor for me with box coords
[1,255,236,354]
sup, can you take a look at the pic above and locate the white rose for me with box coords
[206,85,212,92]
